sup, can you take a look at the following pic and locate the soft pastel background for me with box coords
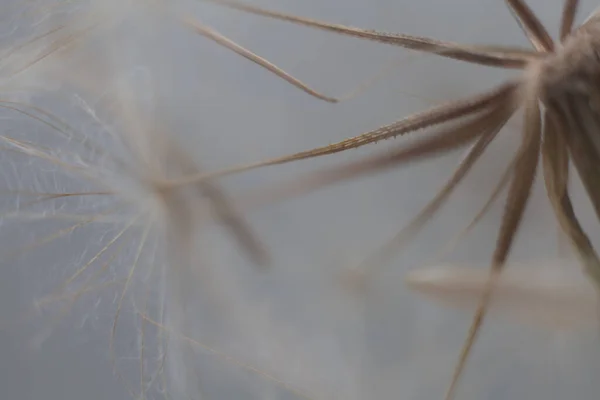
[2,1,600,399]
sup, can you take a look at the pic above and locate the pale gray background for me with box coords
[2,0,600,399]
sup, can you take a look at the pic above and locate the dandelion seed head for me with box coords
[8,1,600,399]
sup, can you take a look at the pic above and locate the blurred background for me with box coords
[2,0,600,399]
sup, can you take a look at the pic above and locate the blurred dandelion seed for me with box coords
[405,262,600,330]
[0,30,335,396]
[0,87,332,397]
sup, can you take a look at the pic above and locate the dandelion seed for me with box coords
[405,262,600,330]
[0,59,302,398]
[162,0,600,398]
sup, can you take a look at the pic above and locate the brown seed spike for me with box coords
[164,82,518,188]
[192,0,600,399]
[506,0,554,51]
[560,0,580,41]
